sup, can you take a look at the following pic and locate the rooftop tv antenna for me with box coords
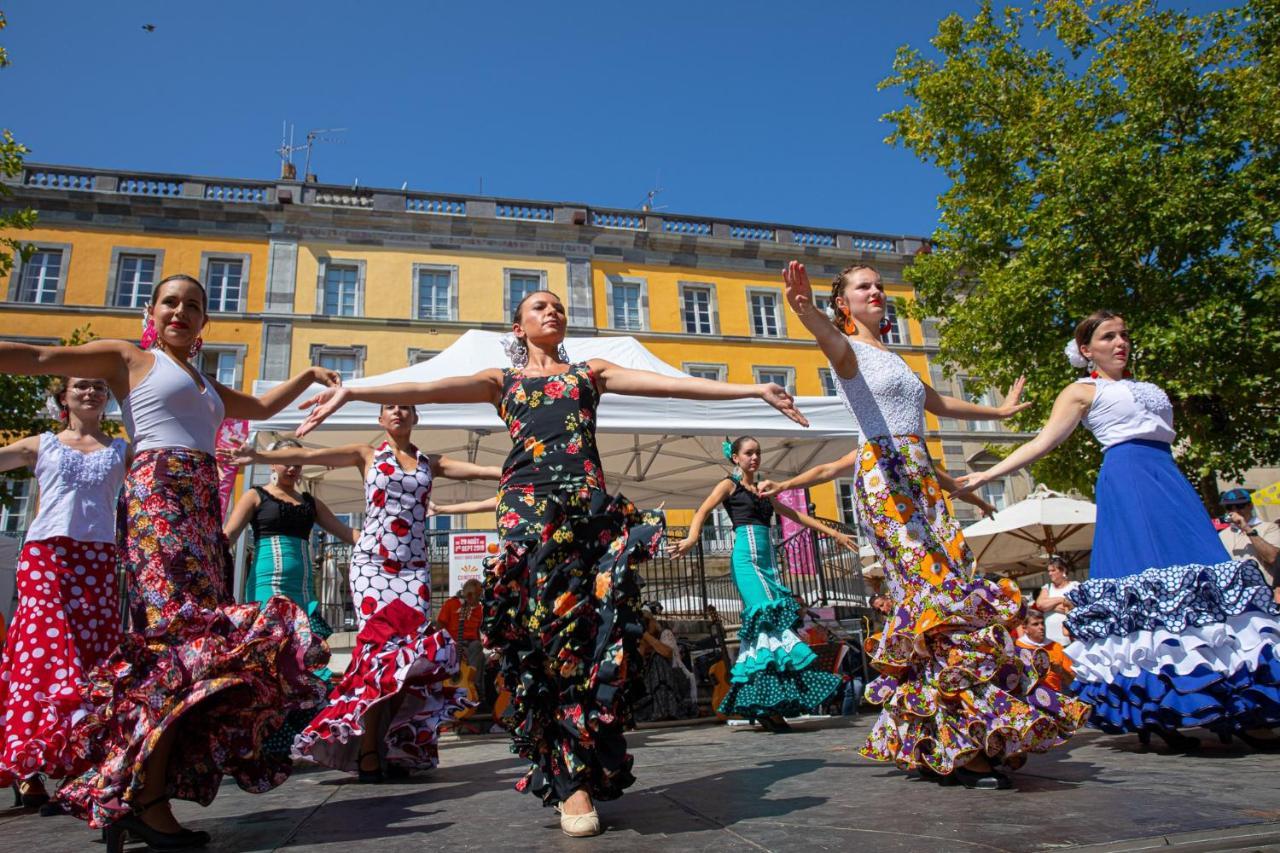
[638,187,666,212]
[276,122,346,182]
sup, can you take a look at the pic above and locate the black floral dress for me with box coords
[484,362,665,807]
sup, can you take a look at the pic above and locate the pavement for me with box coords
[4,716,1280,853]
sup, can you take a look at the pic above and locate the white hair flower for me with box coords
[1064,339,1088,369]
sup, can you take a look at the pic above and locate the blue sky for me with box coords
[2,0,1230,238]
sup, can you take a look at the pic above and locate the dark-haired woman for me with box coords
[955,310,1280,751]
[0,378,125,810]
[670,436,852,730]
[765,261,1089,789]
[0,273,338,850]
[293,288,807,837]
[225,404,499,782]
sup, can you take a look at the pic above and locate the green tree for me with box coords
[881,0,1280,502]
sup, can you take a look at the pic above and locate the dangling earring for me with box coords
[512,337,529,369]
[140,314,158,350]
[269,471,280,486]
[731,465,743,482]
[556,343,569,363]
[189,336,204,359]
[879,318,893,337]
[1087,358,1098,379]
[840,315,856,335]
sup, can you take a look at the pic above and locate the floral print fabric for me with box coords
[854,435,1088,774]
[0,538,120,787]
[485,364,665,806]
[58,449,329,828]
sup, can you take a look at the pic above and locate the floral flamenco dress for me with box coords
[483,363,665,807]
[60,349,329,828]
[832,339,1088,774]
[293,440,469,772]
[717,478,842,718]
[1063,377,1280,735]
[0,433,125,789]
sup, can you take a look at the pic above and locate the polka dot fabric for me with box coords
[0,537,120,786]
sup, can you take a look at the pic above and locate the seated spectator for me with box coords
[1035,555,1079,645]
[1218,488,1280,600]
[437,578,485,705]
[633,607,698,722]
[1015,609,1075,693]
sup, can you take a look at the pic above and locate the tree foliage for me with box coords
[881,0,1280,500]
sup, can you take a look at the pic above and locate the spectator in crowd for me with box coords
[1218,488,1280,598]
[633,607,698,722]
[437,578,486,705]
[1015,609,1075,693]
[1035,555,1079,645]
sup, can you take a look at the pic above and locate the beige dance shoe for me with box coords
[558,806,602,837]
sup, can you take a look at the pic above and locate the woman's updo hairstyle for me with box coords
[1073,309,1123,351]
[829,264,880,331]
[268,437,303,452]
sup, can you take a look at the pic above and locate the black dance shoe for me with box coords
[357,749,385,784]
[1236,730,1280,752]
[104,799,210,853]
[12,777,50,809]
[1142,727,1201,753]
[945,766,1013,790]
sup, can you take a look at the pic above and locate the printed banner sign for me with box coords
[777,487,816,575]
[215,419,250,518]
[449,532,499,595]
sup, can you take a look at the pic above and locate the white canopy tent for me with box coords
[248,330,862,514]
[961,484,1097,576]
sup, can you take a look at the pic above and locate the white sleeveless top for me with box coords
[24,432,128,543]
[832,339,926,439]
[1077,377,1175,450]
[121,349,224,454]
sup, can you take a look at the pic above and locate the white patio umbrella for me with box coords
[961,483,1096,575]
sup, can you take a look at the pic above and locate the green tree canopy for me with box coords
[882,0,1280,500]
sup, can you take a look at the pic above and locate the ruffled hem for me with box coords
[718,669,841,717]
[292,599,470,772]
[1066,560,1279,641]
[873,579,1025,672]
[485,489,664,807]
[1073,644,1280,734]
[1068,612,1280,682]
[59,595,329,828]
[732,637,817,680]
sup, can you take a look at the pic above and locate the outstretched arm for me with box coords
[952,383,1093,496]
[758,449,859,497]
[923,377,1032,421]
[214,366,343,421]
[668,479,735,558]
[430,455,503,482]
[221,440,371,472]
[0,339,136,397]
[296,369,505,437]
[430,497,499,516]
[783,261,859,380]
[935,469,997,517]
[590,360,808,427]
[0,435,41,474]
[771,501,857,552]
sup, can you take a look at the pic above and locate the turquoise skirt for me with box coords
[717,524,841,717]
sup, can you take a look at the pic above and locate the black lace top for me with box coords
[720,478,775,529]
[250,486,317,541]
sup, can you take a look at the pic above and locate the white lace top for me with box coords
[832,339,926,439]
[24,432,128,544]
[1077,377,1176,450]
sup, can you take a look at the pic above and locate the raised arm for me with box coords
[214,366,342,421]
[783,261,858,380]
[222,487,262,543]
[313,496,358,545]
[296,369,505,437]
[429,455,503,482]
[952,383,1094,496]
[0,435,41,474]
[758,449,859,497]
[430,496,499,516]
[221,440,371,472]
[668,479,735,558]
[0,339,137,399]
[589,361,808,427]
[771,501,857,552]
[923,376,1032,421]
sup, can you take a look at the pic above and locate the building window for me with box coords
[113,253,158,308]
[883,299,909,345]
[0,478,32,533]
[819,368,839,397]
[609,279,647,331]
[753,366,795,394]
[12,248,67,304]
[679,283,717,335]
[407,348,440,366]
[814,294,832,320]
[980,479,1008,513]
[683,363,726,382]
[748,289,784,338]
[203,257,246,313]
[197,345,245,388]
[961,379,998,432]
[504,269,546,319]
[414,264,457,321]
[310,345,366,381]
[835,479,858,528]
[321,262,361,317]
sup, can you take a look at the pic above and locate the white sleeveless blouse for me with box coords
[1077,377,1175,450]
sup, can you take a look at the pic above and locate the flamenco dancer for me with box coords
[0,274,336,850]
[670,435,853,731]
[762,261,1088,789]
[227,403,499,781]
[295,289,807,836]
[222,437,357,757]
[954,310,1280,751]
[0,378,126,810]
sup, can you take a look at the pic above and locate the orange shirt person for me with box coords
[1015,609,1075,693]
[437,578,484,642]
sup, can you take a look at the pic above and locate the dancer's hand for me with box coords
[759,383,809,427]
[782,260,816,316]
[996,376,1033,419]
[757,479,787,497]
[950,471,990,498]
[217,440,258,468]
[427,500,441,518]
[309,366,344,388]
[667,537,697,558]
[832,531,857,553]
[297,386,352,437]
